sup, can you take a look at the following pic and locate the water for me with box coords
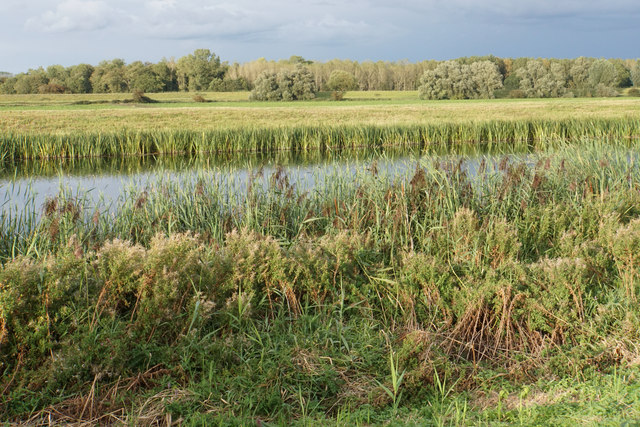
[0,144,530,218]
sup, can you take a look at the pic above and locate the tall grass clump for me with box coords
[0,117,639,160]
[3,140,640,423]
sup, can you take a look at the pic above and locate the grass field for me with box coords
[3,93,640,424]
[0,92,639,134]
[1,92,639,161]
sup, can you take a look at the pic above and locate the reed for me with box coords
[0,139,637,260]
[1,118,639,161]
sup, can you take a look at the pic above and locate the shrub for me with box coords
[594,84,618,97]
[38,83,66,94]
[250,65,317,101]
[0,257,47,360]
[130,89,155,103]
[95,238,146,317]
[326,70,358,101]
[138,233,209,337]
[628,87,640,97]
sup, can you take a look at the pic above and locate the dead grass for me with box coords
[19,365,176,426]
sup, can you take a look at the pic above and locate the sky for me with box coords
[1,0,639,73]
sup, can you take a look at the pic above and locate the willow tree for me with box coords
[250,65,317,101]
[418,60,502,100]
[517,60,567,98]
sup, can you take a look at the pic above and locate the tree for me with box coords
[588,59,617,88]
[12,68,48,94]
[326,70,358,100]
[287,55,313,65]
[125,61,164,93]
[0,76,16,94]
[45,65,69,91]
[250,65,317,101]
[419,61,468,100]
[67,64,94,93]
[91,59,127,93]
[418,60,502,100]
[569,57,594,89]
[152,60,177,92]
[289,65,317,100]
[250,71,280,101]
[611,60,632,88]
[631,61,640,87]
[175,49,227,91]
[517,60,566,98]
[469,61,503,98]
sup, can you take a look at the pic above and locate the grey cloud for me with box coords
[25,0,125,32]
[278,16,375,44]
[129,0,390,44]
[373,0,640,22]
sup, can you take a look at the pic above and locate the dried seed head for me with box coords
[44,197,58,217]
[135,191,148,209]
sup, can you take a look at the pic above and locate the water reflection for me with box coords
[1,143,530,217]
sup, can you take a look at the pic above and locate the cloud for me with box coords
[137,1,275,39]
[392,0,640,21]
[25,0,121,32]
[278,15,385,45]
[125,0,392,44]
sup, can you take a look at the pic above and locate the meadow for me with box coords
[1,92,640,134]
[1,93,640,424]
[0,92,639,162]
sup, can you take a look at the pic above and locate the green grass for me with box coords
[0,90,421,109]
[3,140,640,424]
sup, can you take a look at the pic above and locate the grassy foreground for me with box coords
[2,142,640,424]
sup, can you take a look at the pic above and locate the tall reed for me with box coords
[1,118,638,160]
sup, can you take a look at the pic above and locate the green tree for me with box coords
[569,57,594,89]
[418,61,469,100]
[250,71,280,100]
[152,60,177,92]
[287,55,313,65]
[176,49,227,91]
[469,61,503,98]
[631,61,640,87]
[517,60,567,98]
[611,60,632,88]
[327,69,358,99]
[0,76,16,94]
[12,68,48,94]
[418,60,502,100]
[91,59,127,93]
[588,59,617,88]
[250,65,316,101]
[125,61,164,93]
[45,65,69,90]
[66,64,94,93]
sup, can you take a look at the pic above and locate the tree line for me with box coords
[1,50,639,99]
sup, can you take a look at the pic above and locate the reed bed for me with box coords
[2,140,640,424]
[1,117,640,161]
